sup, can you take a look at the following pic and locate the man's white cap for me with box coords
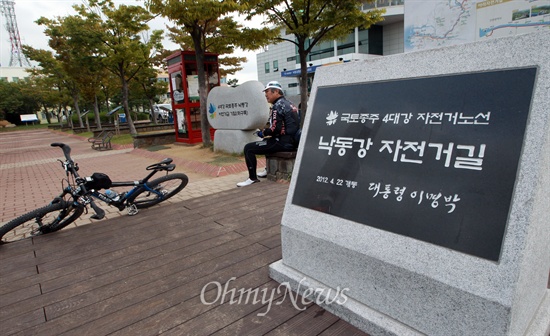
[263,81,283,92]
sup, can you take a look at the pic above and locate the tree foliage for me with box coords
[72,0,164,135]
[245,0,385,122]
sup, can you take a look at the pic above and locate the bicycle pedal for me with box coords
[126,204,138,216]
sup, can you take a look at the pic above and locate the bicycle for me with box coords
[0,143,188,243]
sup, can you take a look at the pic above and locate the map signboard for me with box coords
[405,0,550,52]
[292,68,537,261]
[477,0,550,39]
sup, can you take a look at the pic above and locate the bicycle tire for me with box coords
[127,173,188,209]
[0,201,84,243]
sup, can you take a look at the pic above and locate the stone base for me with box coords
[266,151,296,182]
[213,129,260,154]
[270,258,550,336]
[269,260,423,336]
[132,130,175,148]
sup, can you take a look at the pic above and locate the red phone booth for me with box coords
[165,50,219,144]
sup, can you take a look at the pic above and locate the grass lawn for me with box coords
[0,123,50,132]
[0,123,133,146]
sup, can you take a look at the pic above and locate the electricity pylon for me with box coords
[0,0,32,67]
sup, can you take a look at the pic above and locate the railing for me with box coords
[362,0,404,10]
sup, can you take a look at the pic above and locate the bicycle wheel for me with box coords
[0,201,84,243]
[128,173,188,209]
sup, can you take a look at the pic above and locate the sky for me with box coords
[0,0,261,83]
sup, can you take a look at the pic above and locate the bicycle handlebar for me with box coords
[51,143,80,178]
[51,143,72,162]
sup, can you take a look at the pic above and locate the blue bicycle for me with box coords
[0,143,188,243]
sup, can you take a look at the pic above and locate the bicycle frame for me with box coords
[89,177,166,211]
[53,143,175,218]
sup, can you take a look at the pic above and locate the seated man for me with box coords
[237,81,300,187]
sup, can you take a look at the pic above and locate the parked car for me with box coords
[150,104,172,123]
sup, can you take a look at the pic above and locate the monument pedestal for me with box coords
[270,31,550,336]
[213,129,260,154]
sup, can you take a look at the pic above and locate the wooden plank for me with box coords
[263,304,341,336]
[0,238,35,260]
[32,208,202,262]
[0,251,36,274]
[209,291,305,336]
[44,243,269,321]
[120,268,282,336]
[35,216,221,276]
[0,266,38,290]
[29,249,282,336]
[233,210,284,236]
[258,234,282,249]
[0,308,45,335]
[39,226,239,294]
[0,229,258,322]
[318,319,371,336]
[0,284,42,309]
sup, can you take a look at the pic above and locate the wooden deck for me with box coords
[0,182,368,335]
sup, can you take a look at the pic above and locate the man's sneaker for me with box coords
[237,178,260,187]
[257,168,267,178]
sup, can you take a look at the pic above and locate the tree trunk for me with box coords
[121,77,137,135]
[72,94,84,128]
[192,33,212,147]
[149,99,157,124]
[64,109,73,128]
[56,105,63,124]
[42,103,52,124]
[85,115,91,132]
[298,49,310,128]
[93,95,102,130]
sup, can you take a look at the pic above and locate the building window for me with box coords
[287,56,296,62]
[356,28,368,54]
[0,77,7,82]
[288,83,298,88]
[337,31,356,56]
[264,62,270,73]
[308,39,334,61]
[273,60,279,72]
[12,77,19,82]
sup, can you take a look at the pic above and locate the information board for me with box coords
[292,68,537,261]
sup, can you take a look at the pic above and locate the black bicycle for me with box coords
[0,143,188,243]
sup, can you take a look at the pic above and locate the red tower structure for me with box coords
[0,0,31,67]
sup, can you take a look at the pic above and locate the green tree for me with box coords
[21,73,63,124]
[23,44,84,128]
[146,0,271,146]
[0,80,40,124]
[60,14,109,130]
[246,0,384,122]
[75,0,163,135]
[134,66,169,123]
[0,80,23,121]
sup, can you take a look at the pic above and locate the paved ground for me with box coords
[0,129,266,233]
